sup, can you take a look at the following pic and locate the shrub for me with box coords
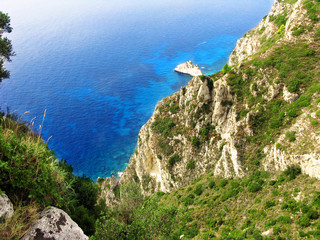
[194,184,203,196]
[221,63,231,74]
[168,153,181,168]
[298,215,311,227]
[278,215,291,224]
[152,118,175,136]
[91,216,127,240]
[187,160,195,170]
[209,180,216,189]
[219,179,228,187]
[169,104,179,114]
[247,182,262,193]
[286,131,296,142]
[191,137,200,148]
[269,12,288,27]
[311,120,318,126]
[292,26,304,36]
[283,165,301,181]
[265,200,277,209]
[184,194,195,206]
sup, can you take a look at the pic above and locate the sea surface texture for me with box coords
[0,0,273,179]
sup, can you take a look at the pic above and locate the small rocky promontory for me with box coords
[174,60,203,76]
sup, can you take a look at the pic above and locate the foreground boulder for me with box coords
[0,193,13,220]
[22,207,88,240]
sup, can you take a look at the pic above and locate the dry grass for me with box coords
[0,202,41,240]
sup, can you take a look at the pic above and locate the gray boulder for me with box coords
[0,193,14,220]
[22,206,88,240]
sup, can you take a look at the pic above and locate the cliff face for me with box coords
[103,0,320,198]
[121,74,242,194]
[229,0,310,66]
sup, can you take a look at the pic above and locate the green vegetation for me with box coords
[152,117,175,136]
[90,166,320,239]
[168,153,181,169]
[187,160,195,170]
[191,136,200,148]
[221,63,232,74]
[230,41,320,169]
[303,0,320,22]
[292,26,305,36]
[0,11,14,81]
[286,131,296,142]
[269,11,288,27]
[0,113,106,237]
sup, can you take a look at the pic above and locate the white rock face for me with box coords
[120,75,243,195]
[229,0,307,66]
[283,86,299,103]
[263,109,320,178]
[22,207,88,240]
[0,193,14,220]
[174,60,203,77]
[99,175,120,207]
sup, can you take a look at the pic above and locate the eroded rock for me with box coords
[0,193,13,220]
[22,207,88,240]
[174,60,203,77]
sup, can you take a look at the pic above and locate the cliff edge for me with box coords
[101,0,320,200]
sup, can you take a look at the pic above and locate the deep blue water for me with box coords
[0,0,273,180]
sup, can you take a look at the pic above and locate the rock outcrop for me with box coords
[120,73,243,195]
[101,0,320,203]
[0,193,13,220]
[229,0,308,66]
[22,207,88,240]
[98,175,120,207]
[174,60,203,76]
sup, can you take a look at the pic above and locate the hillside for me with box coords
[97,167,320,239]
[105,0,320,196]
[2,0,320,239]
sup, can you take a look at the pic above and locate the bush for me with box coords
[219,179,228,187]
[92,216,127,240]
[277,215,291,224]
[152,118,175,136]
[286,131,296,142]
[311,120,318,126]
[247,182,262,193]
[168,153,181,168]
[265,200,277,209]
[283,165,301,181]
[191,137,200,148]
[292,26,304,36]
[184,194,195,206]
[208,180,216,189]
[221,63,231,74]
[194,184,203,196]
[298,215,311,227]
[187,160,195,170]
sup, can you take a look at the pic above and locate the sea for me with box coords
[0,0,273,180]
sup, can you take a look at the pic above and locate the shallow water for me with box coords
[0,0,273,179]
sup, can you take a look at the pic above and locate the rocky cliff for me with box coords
[101,0,320,200]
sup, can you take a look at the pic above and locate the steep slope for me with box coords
[112,0,320,197]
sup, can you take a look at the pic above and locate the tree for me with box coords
[0,11,14,82]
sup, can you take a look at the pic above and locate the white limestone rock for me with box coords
[283,86,299,103]
[262,228,273,237]
[0,193,14,220]
[22,207,88,240]
[99,175,120,207]
[174,60,203,77]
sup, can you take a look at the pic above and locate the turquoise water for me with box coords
[0,0,273,179]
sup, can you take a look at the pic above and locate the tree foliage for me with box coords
[0,11,14,81]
